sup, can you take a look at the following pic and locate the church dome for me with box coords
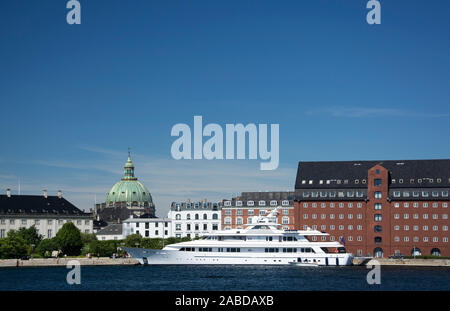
[105,154,153,208]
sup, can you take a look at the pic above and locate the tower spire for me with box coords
[122,149,137,180]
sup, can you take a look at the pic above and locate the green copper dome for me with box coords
[105,154,153,207]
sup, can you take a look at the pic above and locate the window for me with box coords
[404,225,409,231]
[374,225,382,233]
[203,224,208,230]
[212,213,218,220]
[258,200,266,206]
[195,214,199,220]
[281,200,289,206]
[175,214,181,220]
[236,201,243,207]
[374,214,382,222]
[375,203,382,210]
[393,191,400,198]
[247,201,254,206]
[187,213,192,219]
[224,217,232,225]
[224,201,231,207]
[175,224,181,231]
[374,192,382,199]
[236,209,243,216]
[374,179,382,186]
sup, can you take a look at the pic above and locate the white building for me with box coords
[0,189,93,239]
[122,216,172,239]
[95,224,123,241]
[168,200,221,239]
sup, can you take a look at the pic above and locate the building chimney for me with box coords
[57,190,62,199]
[43,189,47,199]
[6,188,11,198]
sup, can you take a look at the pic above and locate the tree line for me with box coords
[0,222,192,259]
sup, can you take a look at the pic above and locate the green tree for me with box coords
[124,234,142,247]
[55,222,83,256]
[0,231,29,259]
[35,238,59,257]
[17,226,43,246]
[81,232,97,245]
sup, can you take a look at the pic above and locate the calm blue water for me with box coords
[0,265,449,291]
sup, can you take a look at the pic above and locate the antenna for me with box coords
[18,178,21,195]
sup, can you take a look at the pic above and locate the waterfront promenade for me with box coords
[0,257,139,267]
[1,257,450,267]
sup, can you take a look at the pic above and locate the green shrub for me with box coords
[55,222,83,256]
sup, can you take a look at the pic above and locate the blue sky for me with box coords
[1,0,449,215]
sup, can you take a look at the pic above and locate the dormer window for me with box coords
[247,201,254,206]
[258,201,266,206]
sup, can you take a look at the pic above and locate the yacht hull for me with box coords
[122,247,353,266]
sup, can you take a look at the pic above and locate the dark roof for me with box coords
[138,213,157,219]
[238,191,295,201]
[96,224,122,236]
[0,195,90,216]
[295,159,450,189]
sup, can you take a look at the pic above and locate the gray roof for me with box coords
[96,224,123,236]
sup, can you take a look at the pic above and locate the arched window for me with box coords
[175,214,181,220]
[203,214,207,220]
[186,214,191,220]
[374,225,382,233]
[374,236,382,244]
[431,248,441,256]
[411,247,421,256]
[195,214,199,220]
[374,247,383,258]
[212,213,218,220]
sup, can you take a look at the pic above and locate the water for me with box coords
[0,265,449,291]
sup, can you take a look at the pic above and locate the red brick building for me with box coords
[294,160,450,257]
[221,192,295,230]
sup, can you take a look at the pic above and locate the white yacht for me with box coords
[122,208,353,266]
